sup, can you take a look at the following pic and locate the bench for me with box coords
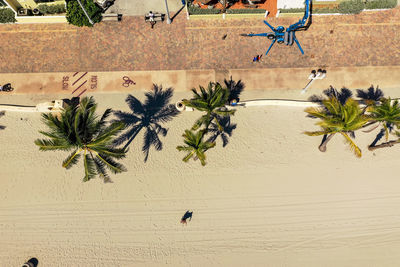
[145,14,165,22]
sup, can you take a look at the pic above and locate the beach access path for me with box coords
[0,7,399,74]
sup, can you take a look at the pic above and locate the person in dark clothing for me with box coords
[180,210,193,224]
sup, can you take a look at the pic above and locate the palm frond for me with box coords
[83,152,97,182]
[89,121,125,147]
[340,132,362,158]
[34,139,73,151]
[93,157,111,183]
[62,149,82,169]
[95,153,127,174]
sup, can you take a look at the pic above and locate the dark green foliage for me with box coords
[38,4,66,14]
[177,130,216,166]
[338,0,365,14]
[0,8,16,23]
[183,82,235,131]
[365,0,397,9]
[178,82,239,166]
[281,0,396,14]
[66,0,102,27]
[188,6,220,14]
[226,8,266,14]
[35,97,127,182]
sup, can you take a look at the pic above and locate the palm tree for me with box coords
[304,97,369,157]
[113,84,179,162]
[0,111,5,130]
[183,82,235,131]
[177,129,216,166]
[367,98,400,149]
[35,97,127,183]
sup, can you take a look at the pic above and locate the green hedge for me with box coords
[188,6,220,14]
[189,6,267,15]
[365,0,397,9]
[0,8,16,23]
[66,0,102,27]
[38,3,66,14]
[280,0,397,15]
[226,8,266,14]
[338,0,365,14]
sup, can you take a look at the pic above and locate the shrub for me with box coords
[66,0,102,27]
[0,8,16,23]
[338,0,365,14]
[38,4,66,14]
[37,4,49,13]
[188,6,220,14]
[365,0,397,9]
[226,8,266,14]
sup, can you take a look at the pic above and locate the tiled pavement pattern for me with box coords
[0,7,400,74]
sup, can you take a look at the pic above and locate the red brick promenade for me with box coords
[0,7,399,74]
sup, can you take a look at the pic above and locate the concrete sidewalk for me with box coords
[1,66,399,98]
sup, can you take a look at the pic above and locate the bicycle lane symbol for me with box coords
[122,76,136,87]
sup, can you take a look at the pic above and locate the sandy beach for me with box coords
[1,88,400,266]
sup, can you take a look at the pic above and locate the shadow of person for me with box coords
[22,258,39,267]
[113,84,180,162]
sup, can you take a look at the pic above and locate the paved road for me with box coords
[0,7,399,74]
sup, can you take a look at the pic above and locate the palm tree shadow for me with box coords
[113,84,180,162]
[206,116,237,147]
[0,111,5,130]
[224,76,245,103]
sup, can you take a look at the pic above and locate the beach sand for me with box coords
[1,89,400,266]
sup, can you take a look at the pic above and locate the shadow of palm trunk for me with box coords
[123,126,143,151]
[368,128,385,148]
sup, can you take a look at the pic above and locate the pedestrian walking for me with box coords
[253,56,258,62]
[180,210,193,225]
[258,54,263,62]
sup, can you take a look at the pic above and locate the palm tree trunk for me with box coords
[319,133,335,152]
[368,139,399,151]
